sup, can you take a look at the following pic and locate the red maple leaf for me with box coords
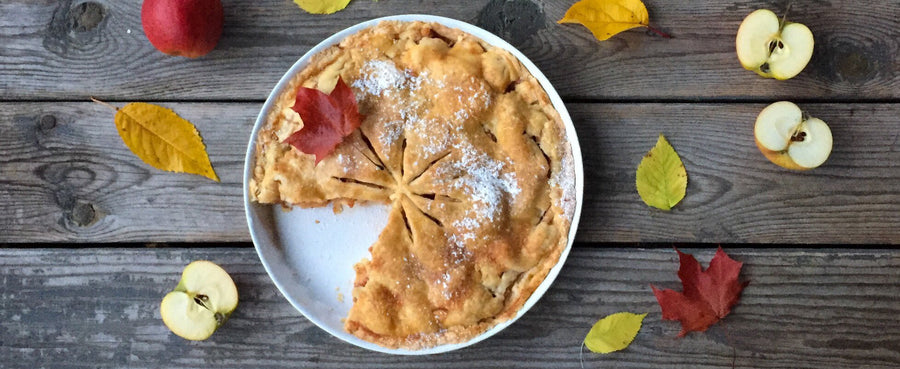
[651,247,749,337]
[283,77,362,164]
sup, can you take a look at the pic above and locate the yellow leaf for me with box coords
[584,312,647,354]
[636,134,686,210]
[558,0,649,41]
[293,0,351,14]
[114,103,219,181]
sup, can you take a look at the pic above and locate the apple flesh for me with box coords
[736,9,814,80]
[160,260,238,340]
[754,101,832,170]
[141,0,224,58]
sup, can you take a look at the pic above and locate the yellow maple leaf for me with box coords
[293,0,351,14]
[94,99,219,181]
[558,0,663,41]
[584,312,647,354]
[635,134,686,210]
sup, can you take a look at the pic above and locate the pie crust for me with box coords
[250,20,576,349]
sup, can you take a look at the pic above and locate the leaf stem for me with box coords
[90,96,119,111]
[646,25,672,39]
[579,341,586,369]
[722,321,737,369]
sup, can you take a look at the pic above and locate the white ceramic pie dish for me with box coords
[243,14,583,355]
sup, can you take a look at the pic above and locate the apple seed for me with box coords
[193,294,210,309]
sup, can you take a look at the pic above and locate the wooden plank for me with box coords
[572,103,900,244]
[0,0,897,101]
[0,102,253,243]
[0,247,897,368]
[1,102,898,244]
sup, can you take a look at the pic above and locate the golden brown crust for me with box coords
[250,20,575,350]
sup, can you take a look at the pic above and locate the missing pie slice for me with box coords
[250,20,576,349]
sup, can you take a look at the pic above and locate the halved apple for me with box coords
[160,260,238,340]
[754,101,832,170]
[736,9,814,80]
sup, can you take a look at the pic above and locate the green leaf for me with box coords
[636,134,687,210]
[584,312,647,354]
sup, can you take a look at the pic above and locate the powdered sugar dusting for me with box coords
[352,60,408,97]
[550,142,577,219]
[354,60,433,149]
[378,119,405,149]
[336,153,350,173]
[441,139,520,244]
[352,59,521,250]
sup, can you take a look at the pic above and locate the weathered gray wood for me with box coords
[1,102,898,243]
[0,0,896,101]
[0,247,897,368]
[572,103,900,244]
[0,102,254,243]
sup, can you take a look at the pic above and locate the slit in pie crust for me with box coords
[250,20,576,350]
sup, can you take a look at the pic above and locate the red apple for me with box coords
[141,0,224,58]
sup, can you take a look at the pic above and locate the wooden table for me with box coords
[1,0,898,367]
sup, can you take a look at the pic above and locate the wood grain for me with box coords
[0,247,897,368]
[573,103,900,243]
[1,1,896,368]
[1,102,898,244]
[0,102,254,243]
[0,0,896,101]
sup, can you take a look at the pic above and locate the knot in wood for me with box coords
[70,201,98,227]
[53,190,102,227]
[835,52,871,81]
[476,0,545,45]
[43,1,108,56]
[69,2,106,32]
[815,36,885,83]
[39,115,57,132]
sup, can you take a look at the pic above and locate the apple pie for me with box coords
[250,20,576,349]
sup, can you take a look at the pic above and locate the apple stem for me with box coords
[90,96,119,112]
[781,1,794,28]
[646,25,672,39]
